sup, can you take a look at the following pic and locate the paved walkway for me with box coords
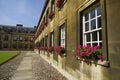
[11,52,33,80]
[10,51,67,80]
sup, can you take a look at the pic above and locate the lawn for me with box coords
[0,51,19,65]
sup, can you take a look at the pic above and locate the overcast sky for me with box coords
[0,0,46,27]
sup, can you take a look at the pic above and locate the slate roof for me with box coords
[0,24,35,34]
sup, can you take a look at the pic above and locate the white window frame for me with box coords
[13,36,17,41]
[60,26,66,48]
[30,37,33,41]
[83,6,102,47]
[20,36,23,41]
[51,2,55,13]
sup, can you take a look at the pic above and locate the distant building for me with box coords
[34,0,120,80]
[0,24,35,50]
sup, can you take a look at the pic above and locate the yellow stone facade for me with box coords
[34,0,120,80]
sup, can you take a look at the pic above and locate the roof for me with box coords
[0,24,35,34]
[35,0,49,32]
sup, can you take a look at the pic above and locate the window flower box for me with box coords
[43,46,48,51]
[48,46,54,53]
[76,45,104,64]
[34,46,39,49]
[56,0,65,8]
[39,47,43,50]
[44,20,48,26]
[48,12,54,19]
[55,46,66,57]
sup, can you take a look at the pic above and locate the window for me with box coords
[25,37,28,41]
[30,45,33,49]
[3,43,8,48]
[45,9,49,26]
[0,42,2,49]
[56,0,67,8]
[0,36,1,41]
[42,38,45,46]
[24,44,28,48]
[60,24,66,48]
[30,37,33,41]
[13,36,17,41]
[48,0,55,19]
[51,0,55,13]
[42,38,45,47]
[19,36,23,41]
[45,36,48,47]
[46,9,49,20]
[4,36,9,41]
[50,32,54,46]
[82,6,102,47]
[19,44,22,48]
[12,44,17,48]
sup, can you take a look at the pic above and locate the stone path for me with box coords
[11,52,33,80]
[0,52,25,80]
[32,52,67,80]
[10,51,67,80]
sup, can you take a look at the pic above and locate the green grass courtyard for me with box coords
[0,51,19,65]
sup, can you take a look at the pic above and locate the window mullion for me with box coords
[89,12,91,31]
[95,8,98,29]
[90,33,92,46]
[83,16,85,46]
[97,31,99,46]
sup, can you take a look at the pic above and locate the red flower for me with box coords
[48,46,54,53]
[76,45,103,62]
[98,56,104,62]
[48,12,54,19]
[85,52,90,57]
[55,46,66,55]
[44,20,48,26]
[56,0,65,8]
[34,46,39,49]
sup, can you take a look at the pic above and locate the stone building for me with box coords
[34,0,120,80]
[0,24,35,51]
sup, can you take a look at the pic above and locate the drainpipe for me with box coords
[104,0,110,67]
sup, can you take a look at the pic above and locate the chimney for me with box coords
[34,26,36,28]
[16,24,23,27]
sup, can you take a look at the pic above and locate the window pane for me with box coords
[85,13,89,21]
[60,26,65,48]
[82,6,102,47]
[4,43,8,48]
[85,22,89,31]
[97,6,101,16]
[52,4,55,12]
[62,39,65,44]
[90,9,95,19]
[92,43,98,47]
[91,19,96,30]
[99,30,102,40]
[62,27,65,32]
[30,45,33,48]
[86,43,91,47]
[92,31,97,41]
[51,32,54,46]
[100,43,102,47]
[97,17,101,28]
[86,33,90,42]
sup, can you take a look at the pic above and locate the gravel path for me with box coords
[0,52,68,80]
[32,53,68,80]
[0,52,25,80]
